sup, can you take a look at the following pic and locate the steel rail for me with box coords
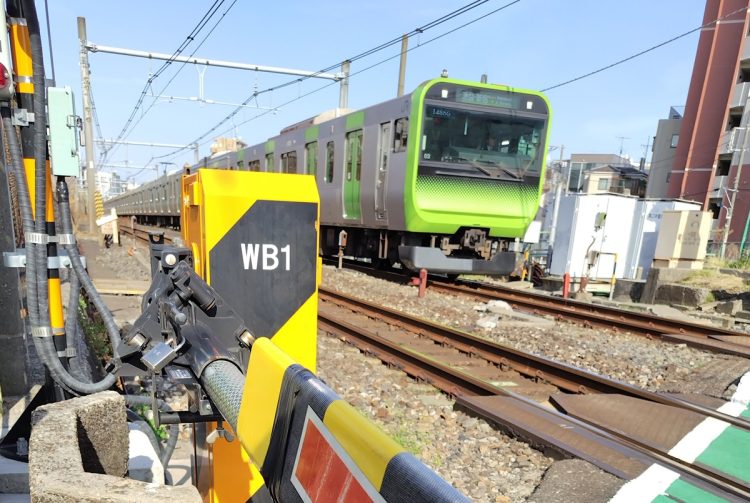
[317,298,750,501]
[436,279,748,340]
[319,288,750,431]
[321,258,750,356]
[117,218,177,245]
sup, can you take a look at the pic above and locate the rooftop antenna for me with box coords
[616,136,629,157]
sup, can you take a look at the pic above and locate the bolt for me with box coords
[238,330,255,348]
[164,253,177,266]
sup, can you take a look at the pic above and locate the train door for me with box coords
[375,122,390,220]
[343,129,362,219]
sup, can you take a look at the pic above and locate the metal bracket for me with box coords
[65,347,77,357]
[11,108,34,126]
[3,250,86,269]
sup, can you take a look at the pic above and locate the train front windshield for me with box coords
[420,105,545,181]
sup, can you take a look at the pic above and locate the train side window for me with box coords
[305,141,318,175]
[248,160,261,171]
[394,117,408,153]
[265,153,274,172]
[325,141,335,183]
[281,151,297,173]
[345,130,363,182]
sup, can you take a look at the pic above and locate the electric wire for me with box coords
[541,5,750,92]
[103,1,225,162]
[43,0,55,85]
[153,0,520,161]
[113,0,239,149]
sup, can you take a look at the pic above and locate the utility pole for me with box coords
[397,34,408,97]
[721,119,750,259]
[78,17,97,234]
[338,60,350,109]
[640,136,651,171]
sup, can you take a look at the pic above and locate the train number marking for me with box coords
[240,243,291,271]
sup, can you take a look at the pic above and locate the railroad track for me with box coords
[318,288,750,501]
[117,218,178,245]
[324,258,750,357]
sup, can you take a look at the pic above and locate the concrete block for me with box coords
[716,299,743,316]
[29,391,200,502]
[719,268,750,281]
[654,283,709,308]
[541,276,563,292]
[736,310,750,321]
[128,425,164,484]
[612,279,645,302]
[641,267,697,304]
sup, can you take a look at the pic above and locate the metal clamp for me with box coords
[31,326,53,338]
[57,234,76,245]
[3,251,85,269]
[65,347,77,358]
[25,232,48,244]
[11,108,34,126]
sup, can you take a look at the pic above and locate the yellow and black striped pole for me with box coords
[10,16,67,359]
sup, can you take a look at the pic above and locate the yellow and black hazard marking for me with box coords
[94,190,104,219]
[235,338,468,503]
[181,169,321,502]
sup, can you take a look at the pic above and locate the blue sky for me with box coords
[43,0,707,183]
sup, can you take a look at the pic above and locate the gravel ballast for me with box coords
[321,266,749,397]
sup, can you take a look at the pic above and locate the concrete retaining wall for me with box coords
[29,391,200,502]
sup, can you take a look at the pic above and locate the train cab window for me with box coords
[281,151,298,173]
[325,141,335,183]
[394,117,409,153]
[248,160,261,171]
[305,141,318,175]
[265,153,275,172]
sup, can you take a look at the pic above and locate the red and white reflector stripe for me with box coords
[291,406,385,503]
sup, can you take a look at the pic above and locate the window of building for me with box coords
[394,118,408,153]
[281,151,297,173]
[265,153,274,172]
[324,141,335,183]
[248,160,261,171]
[708,199,721,219]
[670,134,679,148]
[597,178,610,190]
[305,142,318,175]
[717,159,730,176]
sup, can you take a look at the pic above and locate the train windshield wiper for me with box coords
[467,160,521,180]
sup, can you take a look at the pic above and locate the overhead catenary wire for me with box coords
[152,0,521,161]
[106,0,239,157]
[102,0,226,163]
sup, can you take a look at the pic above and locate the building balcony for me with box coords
[731,82,750,109]
[719,128,742,156]
[712,174,728,194]
[743,36,750,64]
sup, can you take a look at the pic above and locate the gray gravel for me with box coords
[322,266,749,397]
[316,332,553,502]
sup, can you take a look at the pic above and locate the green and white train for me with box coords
[110,77,551,275]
